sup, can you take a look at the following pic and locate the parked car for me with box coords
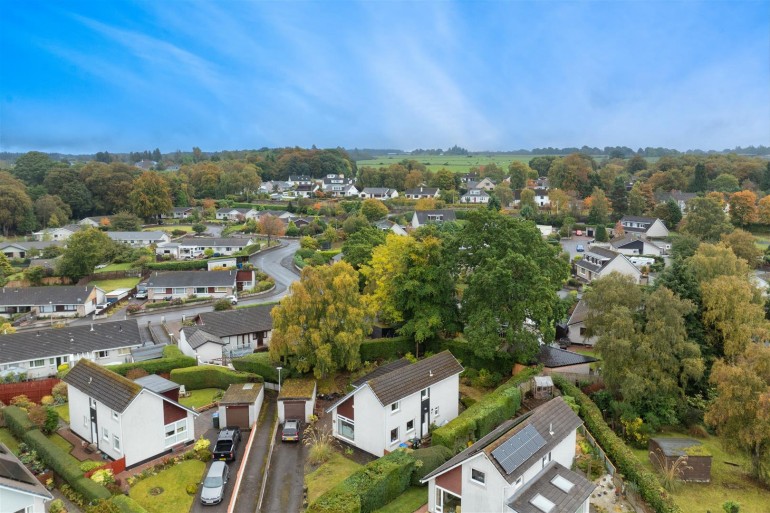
[200,461,229,505]
[212,427,242,461]
[135,283,148,300]
[226,295,238,305]
[281,419,300,442]
[576,244,585,252]
[95,303,110,314]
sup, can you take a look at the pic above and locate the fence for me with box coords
[552,371,602,385]
[0,378,60,404]
[85,457,126,479]
[580,425,617,476]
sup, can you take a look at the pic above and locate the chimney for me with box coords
[429,370,434,378]
[88,377,92,384]
[549,422,554,436]
[119,325,123,332]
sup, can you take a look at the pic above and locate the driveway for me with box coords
[260,421,308,513]
[560,235,595,261]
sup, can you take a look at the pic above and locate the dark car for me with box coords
[281,420,300,442]
[212,427,242,461]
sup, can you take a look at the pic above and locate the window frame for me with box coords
[391,401,400,413]
[406,419,415,433]
[113,435,121,453]
[470,468,486,486]
[389,427,399,445]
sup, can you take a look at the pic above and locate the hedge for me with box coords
[170,365,262,390]
[145,260,207,271]
[232,353,279,383]
[410,445,454,486]
[425,338,514,376]
[3,406,35,439]
[108,350,196,377]
[110,495,150,513]
[359,337,414,362]
[308,450,416,513]
[432,367,538,453]
[551,374,682,513]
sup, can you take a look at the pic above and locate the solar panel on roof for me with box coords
[491,424,546,475]
[0,459,37,486]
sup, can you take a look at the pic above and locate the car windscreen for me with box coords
[283,425,297,435]
[203,475,223,488]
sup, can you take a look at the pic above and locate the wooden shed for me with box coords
[649,438,712,483]
[217,383,264,430]
[277,379,317,424]
[532,375,554,400]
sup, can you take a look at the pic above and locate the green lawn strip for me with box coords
[95,263,133,273]
[144,225,195,233]
[372,486,428,513]
[129,459,206,513]
[305,452,362,504]
[49,433,73,452]
[0,428,20,454]
[53,404,70,424]
[89,277,141,292]
[179,388,222,409]
[631,431,770,513]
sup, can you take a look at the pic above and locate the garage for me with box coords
[218,383,264,430]
[277,379,317,424]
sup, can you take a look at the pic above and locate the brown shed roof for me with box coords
[63,359,142,413]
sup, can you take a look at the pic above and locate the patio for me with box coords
[55,428,105,463]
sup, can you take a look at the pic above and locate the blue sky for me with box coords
[1,0,768,154]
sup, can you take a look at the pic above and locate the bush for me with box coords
[232,353,280,382]
[426,338,514,375]
[170,365,262,390]
[10,394,34,408]
[41,395,55,406]
[80,460,106,472]
[186,483,199,495]
[360,337,414,362]
[145,301,171,309]
[125,368,149,380]
[109,495,149,513]
[52,382,69,401]
[107,349,196,376]
[471,368,502,388]
[3,405,35,439]
[410,446,453,486]
[50,499,66,513]
[213,299,234,311]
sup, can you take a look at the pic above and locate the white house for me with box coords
[360,187,399,200]
[411,210,457,228]
[0,240,65,259]
[145,270,249,301]
[0,442,53,512]
[63,360,197,468]
[322,175,359,197]
[422,397,594,513]
[161,207,199,220]
[287,175,313,187]
[565,300,597,347]
[326,351,463,457]
[465,177,496,192]
[404,187,440,200]
[156,237,254,259]
[0,285,106,319]
[609,236,666,257]
[574,247,642,284]
[536,345,598,375]
[218,383,264,430]
[32,224,82,241]
[460,189,491,204]
[79,216,115,227]
[216,208,258,221]
[617,216,669,240]
[374,219,408,236]
[178,305,273,363]
[107,231,171,247]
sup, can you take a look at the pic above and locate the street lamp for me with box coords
[276,366,283,392]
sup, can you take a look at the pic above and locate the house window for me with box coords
[514,476,523,488]
[195,287,207,294]
[173,288,185,295]
[390,427,399,445]
[96,350,109,359]
[102,427,109,441]
[391,401,399,413]
[113,435,121,453]
[117,348,131,356]
[215,287,228,292]
[421,388,429,400]
[542,451,552,468]
[579,327,587,336]
[471,468,485,485]
[406,419,415,433]
[112,411,119,420]
[338,418,354,441]
[164,419,188,447]
[29,359,45,368]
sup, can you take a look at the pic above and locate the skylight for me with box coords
[551,474,575,493]
[530,494,555,513]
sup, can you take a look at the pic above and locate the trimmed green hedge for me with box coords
[145,260,208,271]
[359,337,414,362]
[110,495,150,513]
[426,338,514,376]
[309,450,416,513]
[410,445,453,486]
[232,353,279,383]
[3,406,35,439]
[170,365,262,390]
[551,375,682,513]
[108,349,196,377]
[432,368,538,453]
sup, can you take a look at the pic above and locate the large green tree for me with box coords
[679,196,733,242]
[33,194,71,228]
[129,172,172,220]
[0,172,34,236]
[508,161,530,190]
[43,168,93,218]
[12,151,56,186]
[360,199,389,222]
[342,226,386,270]
[57,228,115,281]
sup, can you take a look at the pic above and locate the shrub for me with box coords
[410,446,453,486]
[145,260,207,271]
[41,395,55,406]
[126,304,142,314]
[359,337,414,362]
[186,483,199,495]
[10,394,34,408]
[170,365,262,390]
[109,495,149,513]
[145,301,171,309]
[90,468,115,485]
[471,368,502,388]
[213,299,233,311]
[425,338,514,375]
[50,499,67,513]
[232,353,280,382]
[80,460,106,472]
[304,426,335,465]
[52,382,69,401]
[125,368,149,380]
[3,406,35,438]
[107,349,196,376]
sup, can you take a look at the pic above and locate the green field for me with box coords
[356,154,534,173]
[95,263,133,273]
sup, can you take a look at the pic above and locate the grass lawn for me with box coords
[372,486,428,513]
[129,460,206,513]
[305,452,362,504]
[0,428,20,454]
[144,225,195,233]
[53,403,70,424]
[630,431,770,513]
[179,388,222,410]
[89,277,141,292]
[459,383,486,402]
[49,433,72,452]
[95,262,133,273]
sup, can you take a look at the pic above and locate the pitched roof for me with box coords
[0,319,142,365]
[63,359,142,413]
[506,461,595,513]
[362,187,394,195]
[651,437,705,457]
[536,345,598,368]
[0,285,99,307]
[586,246,619,260]
[107,231,167,241]
[621,215,658,224]
[220,383,263,404]
[367,351,462,406]
[0,443,53,500]
[176,237,253,248]
[413,210,457,225]
[405,187,439,195]
[566,300,589,326]
[130,343,167,362]
[195,305,273,337]
[146,270,237,288]
[181,327,225,349]
[134,374,179,394]
[0,240,65,251]
[351,358,410,387]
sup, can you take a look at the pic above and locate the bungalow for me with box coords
[460,189,490,204]
[404,187,440,200]
[0,285,106,319]
[617,216,669,240]
[216,208,258,221]
[374,219,408,236]
[161,207,199,220]
[155,237,254,259]
[0,240,65,259]
[422,397,594,513]
[79,216,115,228]
[0,442,53,512]
[609,235,666,257]
[565,300,598,347]
[145,270,246,301]
[360,188,399,200]
[465,177,496,192]
[32,224,83,241]
[63,360,197,468]
[536,345,598,375]
[411,210,457,228]
[0,319,144,379]
[107,231,171,247]
[291,183,320,198]
[326,351,463,457]
[178,305,273,363]
[574,247,642,284]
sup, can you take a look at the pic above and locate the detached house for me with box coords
[360,188,399,200]
[460,189,491,204]
[107,231,170,247]
[145,270,251,301]
[0,240,64,259]
[405,187,440,200]
[617,216,669,240]
[0,442,53,513]
[465,177,496,192]
[216,208,258,221]
[411,210,457,228]
[322,175,359,197]
[574,247,641,284]
[32,224,83,241]
[327,351,463,457]
[422,397,594,513]
[63,360,197,468]
[565,300,597,347]
[609,235,666,257]
[0,285,106,319]
[156,237,254,259]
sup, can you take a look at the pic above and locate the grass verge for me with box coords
[179,388,222,410]
[0,428,20,454]
[305,451,362,504]
[95,263,133,273]
[372,486,428,513]
[129,460,206,513]
[89,277,141,292]
[53,403,70,424]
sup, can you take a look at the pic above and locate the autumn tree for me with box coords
[547,154,593,194]
[627,185,647,216]
[259,214,285,245]
[129,172,172,221]
[679,196,733,242]
[414,197,438,210]
[431,169,456,191]
[57,228,115,281]
[519,188,536,211]
[493,183,514,207]
[269,262,373,378]
[586,187,611,225]
[0,172,34,236]
[689,242,750,284]
[728,190,758,227]
[721,229,762,268]
[758,195,770,225]
[360,199,389,221]
[548,188,570,216]
[404,170,424,190]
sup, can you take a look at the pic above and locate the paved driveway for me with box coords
[560,235,595,261]
[260,422,308,513]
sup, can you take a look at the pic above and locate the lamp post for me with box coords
[276,366,283,392]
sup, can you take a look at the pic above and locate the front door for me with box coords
[420,388,430,437]
[89,398,98,443]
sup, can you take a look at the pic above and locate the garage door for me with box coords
[283,401,305,422]
[226,405,250,429]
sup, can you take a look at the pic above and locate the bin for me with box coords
[213,412,220,429]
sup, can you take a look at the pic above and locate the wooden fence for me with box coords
[0,378,60,404]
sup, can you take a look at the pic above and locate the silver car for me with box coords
[200,461,229,506]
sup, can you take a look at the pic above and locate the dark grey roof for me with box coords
[351,358,410,387]
[536,345,598,368]
[0,443,53,500]
[621,215,657,224]
[405,187,439,195]
[130,343,167,362]
[413,210,457,225]
[182,327,225,349]
[610,235,642,248]
[0,240,65,251]
[362,187,393,194]
[146,270,237,288]
[0,285,99,307]
[507,461,595,513]
[367,351,463,406]
[177,237,253,248]
[107,231,167,241]
[63,359,142,413]
[0,319,142,365]
[134,374,179,394]
[586,247,619,260]
[196,305,273,337]
[651,438,704,457]
[574,259,602,274]
[566,300,589,326]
